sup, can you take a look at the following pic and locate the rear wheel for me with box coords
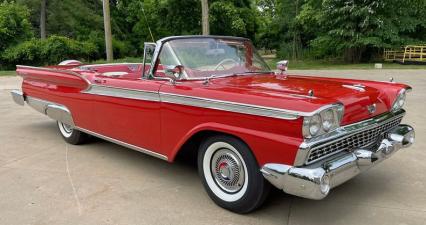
[197,135,270,213]
[57,121,88,145]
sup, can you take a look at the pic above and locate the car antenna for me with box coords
[141,3,155,42]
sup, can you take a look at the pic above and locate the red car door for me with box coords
[86,72,167,156]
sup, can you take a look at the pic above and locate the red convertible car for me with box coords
[11,36,415,213]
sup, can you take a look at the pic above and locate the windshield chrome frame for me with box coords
[142,42,156,79]
[148,35,272,81]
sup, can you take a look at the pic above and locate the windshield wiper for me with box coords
[185,71,273,83]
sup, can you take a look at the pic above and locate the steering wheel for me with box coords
[214,58,239,71]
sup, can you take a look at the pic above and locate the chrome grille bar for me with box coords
[306,113,404,164]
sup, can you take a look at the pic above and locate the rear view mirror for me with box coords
[165,65,184,80]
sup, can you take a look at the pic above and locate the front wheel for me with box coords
[197,135,270,213]
[57,121,88,145]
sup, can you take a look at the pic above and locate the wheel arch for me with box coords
[169,122,302,166]
[169,123,256,164]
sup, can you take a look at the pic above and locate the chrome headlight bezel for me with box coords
[303,104,344,139]
[392,88,410,111]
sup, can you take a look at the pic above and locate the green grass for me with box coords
[0,71,15,76]
[265,59,426,70]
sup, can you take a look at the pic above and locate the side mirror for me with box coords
[165,65,184,80]
[276,60,289,73]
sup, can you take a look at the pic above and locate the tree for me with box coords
[255,0,305,59]
[40,0,46,39]
[102,0,113,61]
[0,2,33,52]
[209,0,257,40]
[298,0,426,62]
[201,0,209,35]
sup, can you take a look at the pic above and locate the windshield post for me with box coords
[142,42,156,79]
[245,41,253,68]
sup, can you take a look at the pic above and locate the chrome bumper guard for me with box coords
[11,90,25,106]
[261,124,415,200]
[10,90,75,126]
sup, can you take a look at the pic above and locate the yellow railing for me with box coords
[384,45,426,63]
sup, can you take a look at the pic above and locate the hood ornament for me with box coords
[367,103,377,114]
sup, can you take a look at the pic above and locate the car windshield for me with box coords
[158,37,271,79]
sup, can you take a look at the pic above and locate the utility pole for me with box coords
[201,0,209,35]
[102,0,113,62]
[40,0,46,39]
[292,0,299,60]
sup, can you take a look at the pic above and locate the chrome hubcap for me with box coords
[211,148,245,193]
[61,123,73,134]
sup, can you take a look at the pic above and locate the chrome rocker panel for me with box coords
[261,124,415,200]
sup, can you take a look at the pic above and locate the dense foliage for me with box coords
[0,0,425,68]
[297,0,426,62]
[1,35,97,68]
[0,1,33,52]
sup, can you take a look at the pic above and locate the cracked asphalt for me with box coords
[1,69,425,225]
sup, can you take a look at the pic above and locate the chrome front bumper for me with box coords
[261,124,415,200]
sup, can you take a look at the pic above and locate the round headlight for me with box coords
[321,109,334,132]
[393,90,407,111]
[309,114,322,136]
[397,91,406,108]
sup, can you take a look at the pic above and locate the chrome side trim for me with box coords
[159,92,300,120]
[82,85,343,120]
[293,109,406,166]
[11,90,25,106]
[75,127,168,160]
[25,96,75,126]
[83,85,160,102]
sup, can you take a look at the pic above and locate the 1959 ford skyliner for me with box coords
[11,36,415,213]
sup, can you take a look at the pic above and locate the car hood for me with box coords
[198,74,405,125]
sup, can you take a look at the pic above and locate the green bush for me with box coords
[85,31,135,59]
[43,35,97,63]
[112,39,133,59]
[1,35,97,69]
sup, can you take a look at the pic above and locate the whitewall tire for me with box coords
[57,121,88,145]
[198,135,270,213]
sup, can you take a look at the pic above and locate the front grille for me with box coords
[306,115,403,163]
